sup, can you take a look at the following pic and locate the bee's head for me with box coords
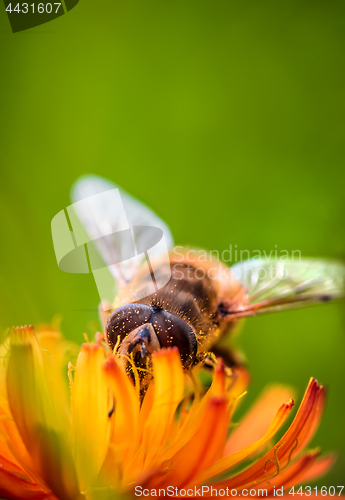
[105,303,198,370]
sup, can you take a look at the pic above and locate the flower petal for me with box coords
[7,326,80,500]
[158,396,229,489]
[135,348,184,471]
[140,363,248,484]
[7,327,46,445]
[209,378,324,491]
[198,398,294,482]
[101,356,140,483]
[225,385,295,455]
[250,450,321,495]
[37,329,78,425]
[73,343,110,491]
[0,467,57,500]
[294,453,336,484]
[0,395,43,486]
[169,361,230,447]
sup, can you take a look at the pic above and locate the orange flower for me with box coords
[0,325,337,500]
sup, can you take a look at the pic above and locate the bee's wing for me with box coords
[71,175,174,290]
[227,258,345,318]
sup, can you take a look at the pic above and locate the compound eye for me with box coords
[150,310,197,367]
[106,303,152,350]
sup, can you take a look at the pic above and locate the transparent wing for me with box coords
[227,258,345,318]
[70,175,174,289]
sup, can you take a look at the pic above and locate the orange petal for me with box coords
[185,364,249,438]
[7,326,80,500]
[102,356,140,481]
[0,395,44,487]
[137,348,184,470]
[155,396,229,489]
[198,398,294,483]
[227,365,251,405]
[250,450,321,495]
[0,453,25,474]
[294,453,336,484]
[172,362,228,442]
[73,343,110,491]
[142,363,246,479]
[0,467,57,500]
[137,368,246,490]
[137,382,155,438]
[210,378,324,491]
[225,385,295,455]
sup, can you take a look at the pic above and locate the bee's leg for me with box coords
[211,344,246,369]
[193,351,233,381]
[210,320,246,369]
[193,351,219,370]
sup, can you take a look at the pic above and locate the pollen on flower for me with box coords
[285,398,295,409]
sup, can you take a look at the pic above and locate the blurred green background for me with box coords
[1,0,345,488]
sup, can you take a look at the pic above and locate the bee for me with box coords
[72,176,345,391]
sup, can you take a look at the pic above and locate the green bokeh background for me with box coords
[1,0,345,489]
